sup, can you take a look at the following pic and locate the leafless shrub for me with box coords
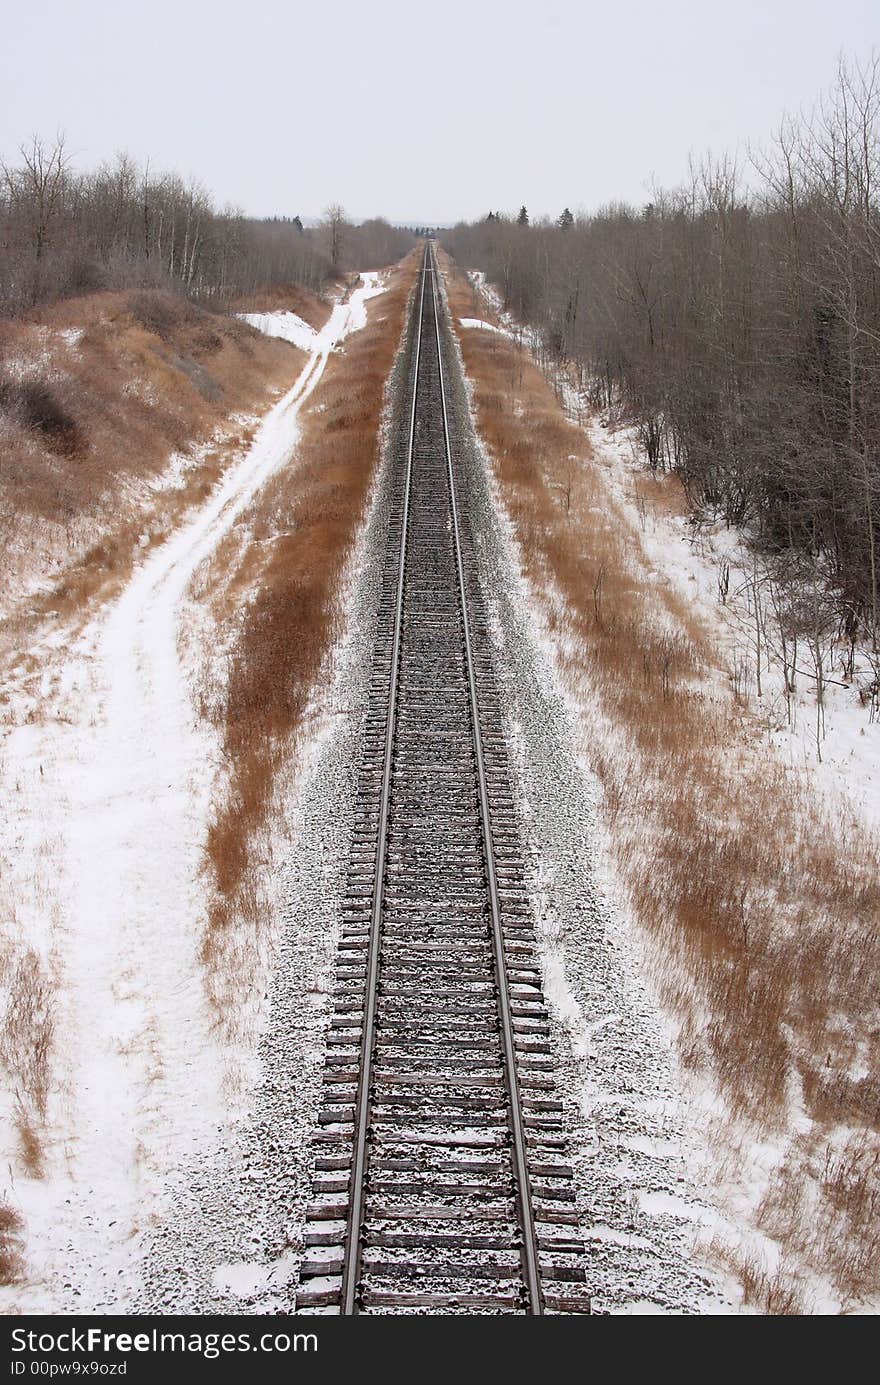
[0,375,85,456]
[128,290,196,341]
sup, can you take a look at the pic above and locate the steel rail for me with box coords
[340,245,429,1315]
[427,243,544,1315]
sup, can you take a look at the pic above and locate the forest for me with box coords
[0,141,414,316]
[443,61,880,675]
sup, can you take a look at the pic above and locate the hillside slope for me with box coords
[0,288,328,619]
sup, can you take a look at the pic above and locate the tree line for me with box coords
[0,142,414,316]
[443,59,880,662]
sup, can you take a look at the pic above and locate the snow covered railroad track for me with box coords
[296,245,591,1317]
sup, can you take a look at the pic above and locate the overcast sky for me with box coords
[1,0,877,224]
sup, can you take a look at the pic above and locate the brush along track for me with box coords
[296,244,590,1316]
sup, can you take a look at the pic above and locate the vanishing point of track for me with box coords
[296,244,591,1315]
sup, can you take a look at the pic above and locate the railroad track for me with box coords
[296,243,590,1316]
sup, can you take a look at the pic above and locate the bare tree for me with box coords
[2,134,69,303]
[323,204,348,273]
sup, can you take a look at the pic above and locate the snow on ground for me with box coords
[586,420,880,832]
[0,274,386,1312]
[457,317,508,334]
[236,311,318,354]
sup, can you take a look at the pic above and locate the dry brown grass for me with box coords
[0,937,53,1178]
[0,288,308,620]
[441,251,880,1310]
[194,254,419,1025]
[0,1201,24,1286]
[710,1240,807,1314]
[1,949,53,1118]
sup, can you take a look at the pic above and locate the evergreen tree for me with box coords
[517,205,529,226]
[557,206,574,230]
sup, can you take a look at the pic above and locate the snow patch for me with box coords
[458,317,509,335]
[211,1254,296,1297]
[237,311,317,353]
